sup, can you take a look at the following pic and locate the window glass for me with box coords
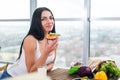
[90,21,120,68]
[0,22,30,62]
[37,0,84,18]
[91,0,120,18]
[55,21,83,67]
[90,21,120,57]
[0,0,30,19]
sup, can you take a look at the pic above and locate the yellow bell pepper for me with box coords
[94,71,108,80]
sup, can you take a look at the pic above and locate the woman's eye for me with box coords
[41,18,46,21]
[41,19,44,21]
[50,17,54,20]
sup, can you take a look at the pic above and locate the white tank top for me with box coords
[7,40,55,77]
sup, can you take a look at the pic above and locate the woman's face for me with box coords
[41,10,54,34]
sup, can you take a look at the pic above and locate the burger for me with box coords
[46,32,60,40]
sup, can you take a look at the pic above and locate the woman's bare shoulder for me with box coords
[24,35,36,42]
[23,35,37,49]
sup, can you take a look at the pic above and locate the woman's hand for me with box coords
[44,38,58,56]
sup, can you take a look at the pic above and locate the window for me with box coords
[91,21,120,57]
[1,0,120,68]
[0,0,30,64]
[0,22,29,62]
[55,21,83,67]
[90,0,120,66]
[91,0,120,18]
[0,0,30,19]
[37,0,84,18]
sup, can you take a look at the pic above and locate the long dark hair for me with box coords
[17,7,56,59]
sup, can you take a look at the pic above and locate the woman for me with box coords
[0,7,58,79]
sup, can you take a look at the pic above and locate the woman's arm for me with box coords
[23,35,37,72]
[23,35,49,72]
[23,36,48,72]
[23,36,58,73]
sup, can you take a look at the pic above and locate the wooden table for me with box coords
[48,68,79,80]
[5,68,79,80]
[48,68,120,80]
[5,68,120,80]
